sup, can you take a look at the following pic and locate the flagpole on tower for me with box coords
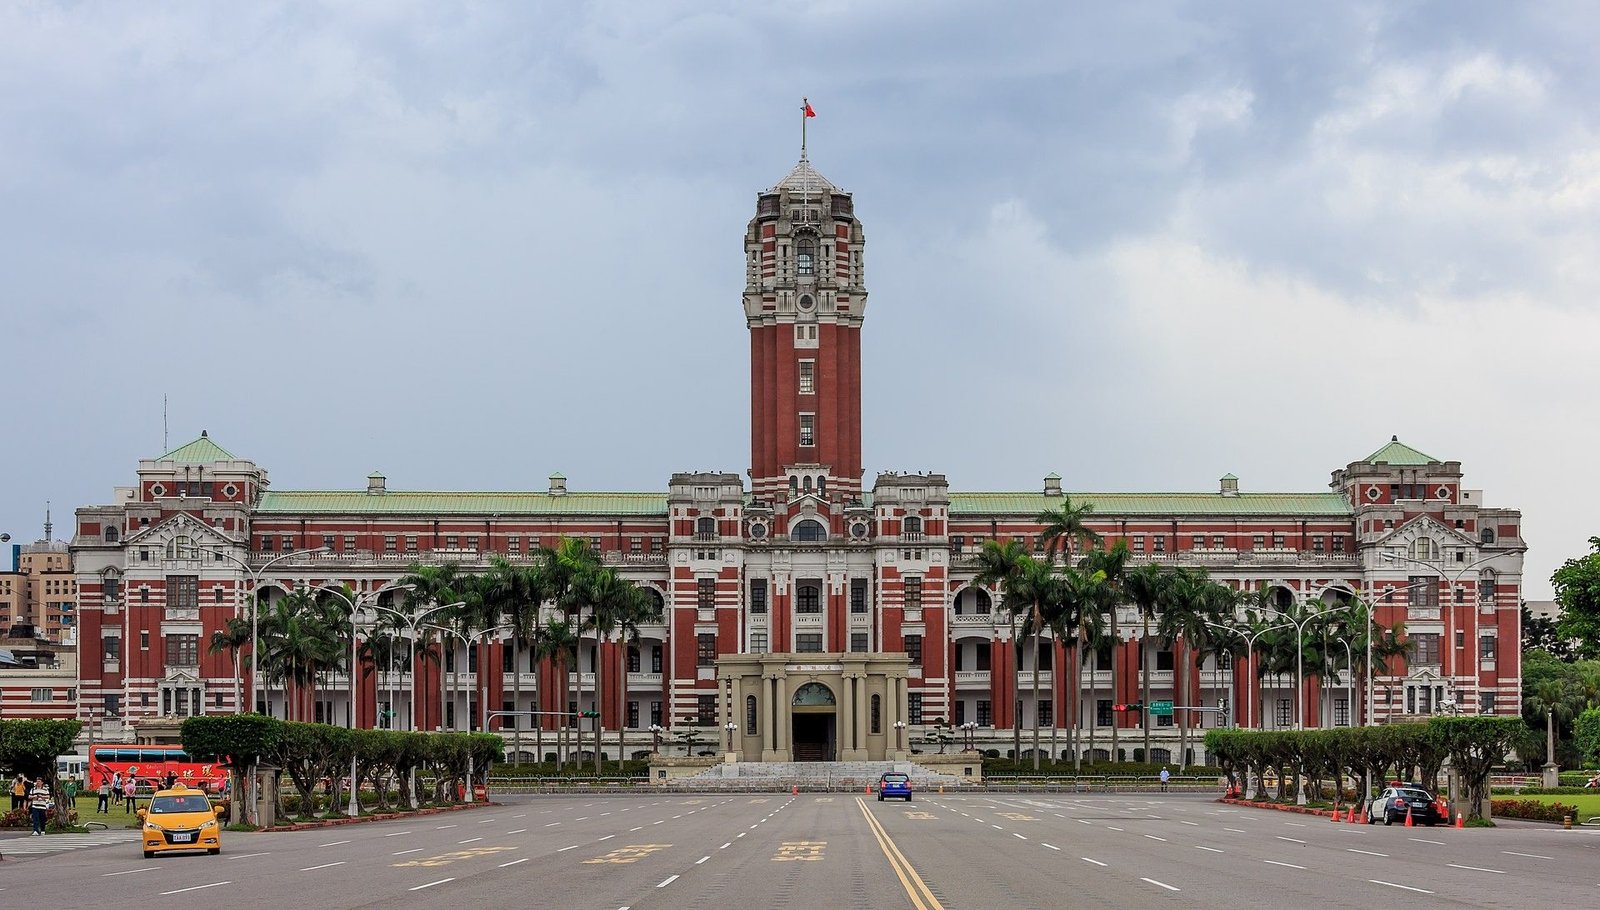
[801,97,810,160]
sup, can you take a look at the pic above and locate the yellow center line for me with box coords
[856,797,944,910]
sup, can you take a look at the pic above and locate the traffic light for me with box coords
[1113,703,1145,715]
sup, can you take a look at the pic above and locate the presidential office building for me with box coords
[70,155,1526,763]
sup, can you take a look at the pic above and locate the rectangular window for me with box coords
[908,693,923,725]
[650,701,663,726]
[1333,534,1346,552]
[650,536,664,553]
[1479,692,1495,714]
[406,535,418,553]
[1479,635,1498,660]
[260,536,274,552]
[851,632,869,653]
[1097,699,1112,727]
[696,633,716,667]
[850,578,868,613]
[1455,629,1465,648]
[1312,535,1325,552]
[344,535,357,552]
[167,575,198,611]
[1155,650,1173,671]
[955,701,966,725]
[1213,535,1225,549]
[796,583,822,613]
[384,535,397,553]
[795,633,824,653]
[464,535,477,551]
[904,576,922,610]
[905,634,923,666]
[1038,700,1053,727]
[630,536,641,554]
[749,579,768,613]
[798,360,815,395]
[951,534,965,554]
[1152,535,1165,553]
[507,535,520,553]
[1408,577,1438,607]
[698,578,716,609]
[697,695,717,726]
[165,634,199,667]
[1191,535,1205,550]
[627,701,640,729]
[105,693,122,716]
[31,687,52,702]
[1132,535,1145,553]
[324,534,337,551]
[975,646,991,671]
[103,636,120,660]
[1272,532,1285,549]
[1334,698,1350,726]
[1276,698,1293,727]
[213,587,224,604]
[1252,535,1265,550]
[651,644,662,673]
[976,700,992,726]
[750,633,768,654]
[798,413,814,447]
[1409,633,1441,665]
[140,630,150,650]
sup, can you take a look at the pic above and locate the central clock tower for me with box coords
[744,156,868,503]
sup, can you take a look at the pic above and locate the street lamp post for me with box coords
[365,601,465,732]
[961,721,978,751]
[724,721,737,753]
[425,623,514,736]
[893,720,906,754]
[315,583,414,817]
[1201,619,1294,731]
[649,724,664,754]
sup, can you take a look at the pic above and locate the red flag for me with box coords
[803,101,816,118]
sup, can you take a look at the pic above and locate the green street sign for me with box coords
[1150,700,1174,716]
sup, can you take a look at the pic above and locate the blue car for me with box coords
[878,772,912,801]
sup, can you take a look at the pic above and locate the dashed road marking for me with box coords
[1276,836,1306,844]
[1143,835,1167,842]
[1409,837,1446,845]
[657,874,679,888]
[160,882,231,895]
[384,831,412,837]
[1042,843,1060,851]
[1347,848,1387,857]
[393,849,423,856]
[301,861,346,871]
[409,878,454,892]
[458,837,483,845]
[1503,851,1553,860]
[1264,860,1306,870]
[1446,863,1504,874]
[1142,878,1180,892]
[1082,857,1107,867]
[1196,846,1224,853]
[499,858,529,868]
[319,840,351,847]
[1371,880,1432,894]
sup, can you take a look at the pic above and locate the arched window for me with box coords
[104,526,119,543]
[1479,526,1495,544]
[1409,538,1438,561]
[789,476,799,499]
[166,536,195,559]
[803,476,813,493]
[871,694,882,734]
[792,520,826,542]
[796,583,822,613]
[1480,570,1497,603]
[1272,586,1294,610]
[796,236,815,276]
[975,589,992,614]
[816,477,826,498]
[696,516,715,537]
[746,695,758,735]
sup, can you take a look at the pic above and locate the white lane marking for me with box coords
[458,837,483,845]
[1077,819,1092,825]
[161,882,231,895]
[672,815,682,819]
[1370,880,1433,894]
[478,819,496,824]
[1142,878,1180,892]
[655,820,666,825]
[602,812,612,816]
[1180,820,1200,826]
[227,852,271,860]
[1347,848,1387,857]
[103,867,158,876]
[436,825,458,830]
[1446,863,1505,874]
[1264,860,1306,870]
[657,874,679,888]
[630,826,643,832]
[1502,851,1554,859]
[1082,857,1107,866]
[319,840,351,847]
[1276,836,1306,844]
[301,861,346,871]
[1143,835,1167,842]
[545,822,560,827]
[991,824,1003,829]
[1284,822,1306,828]
[598,834,616,841]
[737,832,746,838]
[499,858,530,868]
[1223,827,1246,833]
[557,845,579,852]
[512,814,526,818]
[1409,837,1446,845]
[1106,826,1124,832]
[1013,833,1028,840]
[576,817,588,821]
[696,856,710,864]
[384,831,412,837]
[507,829,527,835]
[393,848,424,856]
[410,878,455,892]
[1196,846,1224,853]
[721,842,732,849]
[1042,843,1060,851]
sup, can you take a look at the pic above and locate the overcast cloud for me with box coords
[2,1,1595,598]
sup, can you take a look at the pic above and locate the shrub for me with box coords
[1491,798,1576,823]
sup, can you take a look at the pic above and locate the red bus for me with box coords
[86,744,230,793]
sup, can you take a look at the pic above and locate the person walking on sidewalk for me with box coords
[97,775,111,813]
[28,777,54,836]
[1159,766,1170,792]
[111,770,122,805]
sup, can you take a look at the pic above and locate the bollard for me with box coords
[1564,814,1573,830]
[939,785,945,795]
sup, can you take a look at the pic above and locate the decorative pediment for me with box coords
[1406,667,1443,684]
[124,511,238,550]
[1375,514,1476,551]
[163,667,203,684]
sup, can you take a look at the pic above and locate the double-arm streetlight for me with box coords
[1201,618,1293,730]
[205,545,329,714]
[425,622,514,734]
[649,724,665,753]
[960,721,978,751]
[314,583,414,817]
[363,601,465,733]
[724,720,737,753]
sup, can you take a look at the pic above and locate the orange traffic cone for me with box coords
[1331,806,1342,822]
[1404,806,1414,827]
[1350,804,1360,824]
[792,785,799,795]
[1455,812,1465,829]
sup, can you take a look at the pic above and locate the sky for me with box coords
[2,1,1596,599]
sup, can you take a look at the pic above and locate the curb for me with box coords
[1217,797,1338,819]
[261,800,502,832]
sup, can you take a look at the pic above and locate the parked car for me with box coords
[878,772,912,802]
[1367,785,1443,826]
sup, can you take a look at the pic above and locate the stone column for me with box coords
[730,675,744,759]
[764,676,779,761]
[856,673,869,758]
[838,675,855,756]
[775,674,789,759]
[888,676,903,760]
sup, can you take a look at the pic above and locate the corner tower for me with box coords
[745,156,867,501]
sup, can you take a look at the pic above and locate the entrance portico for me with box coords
[717,653,910,762]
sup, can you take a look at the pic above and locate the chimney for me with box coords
[1043,473,1062,496]
[1220,473,1239,497]
[549,472,568,496]
[367,472,386,495]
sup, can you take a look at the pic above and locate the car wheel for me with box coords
[143,850,154,859]
[1383,814,1393,826]
[877,794,883,801]
[208,848,220,855]
[905,795,912,801]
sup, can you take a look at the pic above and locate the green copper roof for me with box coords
[157,433,237,463]
[1364,436,1439,466]
[949,492,1351,516]
[257,490,668,516]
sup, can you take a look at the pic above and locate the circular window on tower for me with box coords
[748,521,768,540]
[850,521,870,540]
[1365,485,1381,501]
[797,294,815,312]
[222,483,238,499]
[150,483,166,497]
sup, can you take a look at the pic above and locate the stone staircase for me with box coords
[683,760,963,791]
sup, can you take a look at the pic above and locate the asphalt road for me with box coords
[2,791,1598,908]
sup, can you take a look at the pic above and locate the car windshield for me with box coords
[1396,789,1431,801]
[148,795,209,814]
[882,774,908,782]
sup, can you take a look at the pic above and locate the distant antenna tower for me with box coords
[44,501,52,541]
[164,394,169,451]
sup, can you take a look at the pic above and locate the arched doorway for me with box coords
[790,682,837,761]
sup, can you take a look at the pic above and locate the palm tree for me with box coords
[969,539,1032,761]
[571,565,639,775]
[1078,541,1130,762]
[535,618,579,770]
[208,614,252,710]
[257,588,327,721]
[1008,557,1061,770]
[398,562,462,731]
[1529,679,1581,770]
[1062,567,1108,771]
[1157,569,1224,768]
[1037,497,1102,563]
[486,557,548,762]
[1123,562,1171,761]
[615,584,664,763]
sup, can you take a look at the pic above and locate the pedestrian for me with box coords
[27,777,53,836]
[123,775,138,812]
[97,775,111,814]
[10,772,25,811]
[64,775,79,809]
[111,770,122,805]
[164,770,177,790]
[1159,766,1170,793]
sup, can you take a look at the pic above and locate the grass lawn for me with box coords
[1521,793,1600,820]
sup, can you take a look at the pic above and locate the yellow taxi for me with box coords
[137,784,225,858]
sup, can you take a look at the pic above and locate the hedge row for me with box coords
[1491,798,1581,823]
[1205,717,1526,821]
[181,715,502,822]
